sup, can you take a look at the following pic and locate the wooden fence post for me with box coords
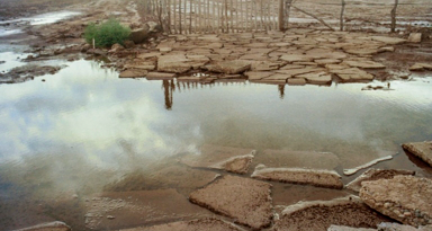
[179,0,182,34]
[340,0,345,31]
[390,0,399,32]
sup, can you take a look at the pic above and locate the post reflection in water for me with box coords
[162,80,174,110]
[278,84,285,99]
[161,79,254,110]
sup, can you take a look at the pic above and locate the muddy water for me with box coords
[0,58,432,229]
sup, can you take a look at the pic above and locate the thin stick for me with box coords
[291,5,335,31]
[179,0,182,34]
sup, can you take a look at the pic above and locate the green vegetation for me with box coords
[84,18,131,48]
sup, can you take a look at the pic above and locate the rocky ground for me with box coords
[0,0,431,85]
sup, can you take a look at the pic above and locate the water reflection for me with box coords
[278,84,285,99]
[0,59,431,229]
[162,80,173,110]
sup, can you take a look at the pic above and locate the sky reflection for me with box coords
[0,59,431,197]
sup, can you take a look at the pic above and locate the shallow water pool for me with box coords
[0,59,431,229]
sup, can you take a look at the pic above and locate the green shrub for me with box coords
[84,18,131,48]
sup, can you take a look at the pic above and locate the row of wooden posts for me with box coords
[141,0,400,34]
[143,0,285,34]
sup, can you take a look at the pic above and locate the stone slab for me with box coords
[346,169,415,193]
[280,54,314,63]
[180,144,256,174]
[244,71,273,80]
[250,79,286,85]
[342,44,382,55]
[325,64,350,70]
[344,61,386,69]
[239,53,269,61]
[252,167,343,189]
[189,175,272,230]
[315,59,342,65]
[186,54,210,62]
[409,63,432,72]
[402,141,432,167]
[287,78,307,85]
[119,69,148,78]
[245,43,269,48]
[371,36,406,45]
[124,62,156,70]
[271,196,389,231]
[137,52,161,60]
[407,33,422,43]
[146,72,176,80]
[297,71,333,85]
[360,176,432,227]
[328,225,375,231]
[280,64,305,70]
[157,54,191,73]
[206,61,252,74]
[265,73,291,81]
[378,222,432,231]
[276,67,325,77]
[120,218,244,231]
[251,61,281,71]
[331,68,374,82]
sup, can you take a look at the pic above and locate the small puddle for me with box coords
[0,51,29,73]
[0,28,23,37]
[1,11,81,26]
[0,11,81,39]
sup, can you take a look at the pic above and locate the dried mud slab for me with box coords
[371,36,406,45]
[146,72,176,80]
[104,165,219,191]
[157,54,192,73]
[271,196,389,231]
[342,44,383,55]
[297,71,333,85]
[360,176,432,227]
[409,63,432,72]
[205,60,252,74]
[343,61,386,69]
[378,222,432,231]
[328,225,375,231]
[120,218,245,231]
[13,221,71,231]
[252,167,343,189]
[346,169,415,193]
[402,141,432,167]
[119,69,148,78]
[189,175,272,230]
[255,150,341,170]
[331,68,374,82]
[180,145,256,174]
[343,155,393,176]
[84,189,213,230]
